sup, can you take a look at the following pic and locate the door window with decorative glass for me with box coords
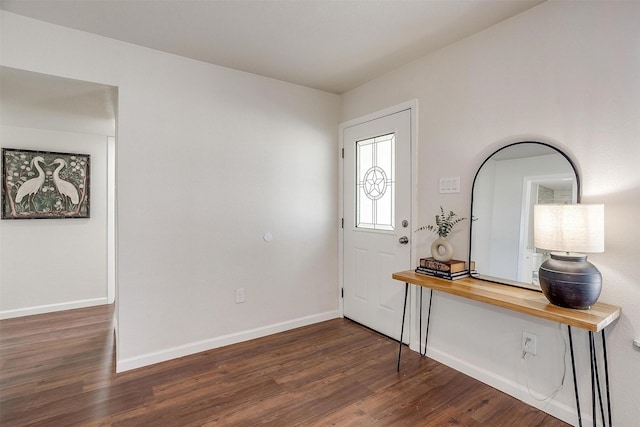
[356,133,395,231]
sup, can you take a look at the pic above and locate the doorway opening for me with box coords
[517,173,577,283]
[0,67,118,358]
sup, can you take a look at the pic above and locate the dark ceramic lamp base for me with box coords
[538,252,602,310]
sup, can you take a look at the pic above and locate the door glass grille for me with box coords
[356,133,395,231]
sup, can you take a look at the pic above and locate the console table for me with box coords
[392,270,621,427]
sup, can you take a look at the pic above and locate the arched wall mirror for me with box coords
[469,142,580,291]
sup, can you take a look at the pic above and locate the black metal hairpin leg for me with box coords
[589,332,597,424]
[397,282,409,372]
[590,331,607,426]
[568,326,583,427]
[419,287,423,356]
[570,326,613,427]
[602,329,612,426]
[424,289,433,356]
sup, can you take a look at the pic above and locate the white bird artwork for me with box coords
[15,156,46,209]
[51,158,80,208]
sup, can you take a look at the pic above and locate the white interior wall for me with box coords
[0,126,108,316]
[107,136,115,304]
[0,10,340,371]
[342,1,640,425]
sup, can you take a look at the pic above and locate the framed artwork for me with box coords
[2,148,90,219]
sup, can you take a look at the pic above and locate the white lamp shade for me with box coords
[534,204,604,253]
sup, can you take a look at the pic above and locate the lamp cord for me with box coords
[521,323,567,403]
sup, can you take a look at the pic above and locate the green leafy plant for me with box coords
[416,206,467,238]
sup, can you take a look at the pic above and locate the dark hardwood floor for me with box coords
[0,304,568,426]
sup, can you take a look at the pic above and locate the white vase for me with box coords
[431,236,454,262]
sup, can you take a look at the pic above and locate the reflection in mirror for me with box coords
[469,142,579,291]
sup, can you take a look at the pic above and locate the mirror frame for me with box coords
[468,141,581,289]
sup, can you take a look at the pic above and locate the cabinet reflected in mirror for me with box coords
[469,142,580,290]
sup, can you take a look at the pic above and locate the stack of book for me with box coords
[415,258,473,280]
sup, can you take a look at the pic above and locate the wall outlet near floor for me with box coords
[522,331,537,356]
[235,288,245,304]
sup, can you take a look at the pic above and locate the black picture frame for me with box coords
[2,148,90,219]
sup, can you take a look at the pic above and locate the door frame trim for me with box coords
[338,99,420,351]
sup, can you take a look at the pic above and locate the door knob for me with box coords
[399,236,409,245]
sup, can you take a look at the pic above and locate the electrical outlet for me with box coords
[522,331,537,356]
[235,288,245,304]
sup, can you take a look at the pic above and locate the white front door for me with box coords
[342,108,412,341]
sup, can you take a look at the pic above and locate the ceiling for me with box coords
[0,0,545,94]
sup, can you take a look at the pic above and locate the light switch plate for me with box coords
[439,177,460,193]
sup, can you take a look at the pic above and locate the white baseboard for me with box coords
[423,345,586,426]
[0,297,108,320]
[116,309,341,373]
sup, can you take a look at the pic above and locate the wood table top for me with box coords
[392,270,621,332]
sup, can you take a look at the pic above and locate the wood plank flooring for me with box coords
[0,304,568,426]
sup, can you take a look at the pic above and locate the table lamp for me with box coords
[533,204,604,309]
